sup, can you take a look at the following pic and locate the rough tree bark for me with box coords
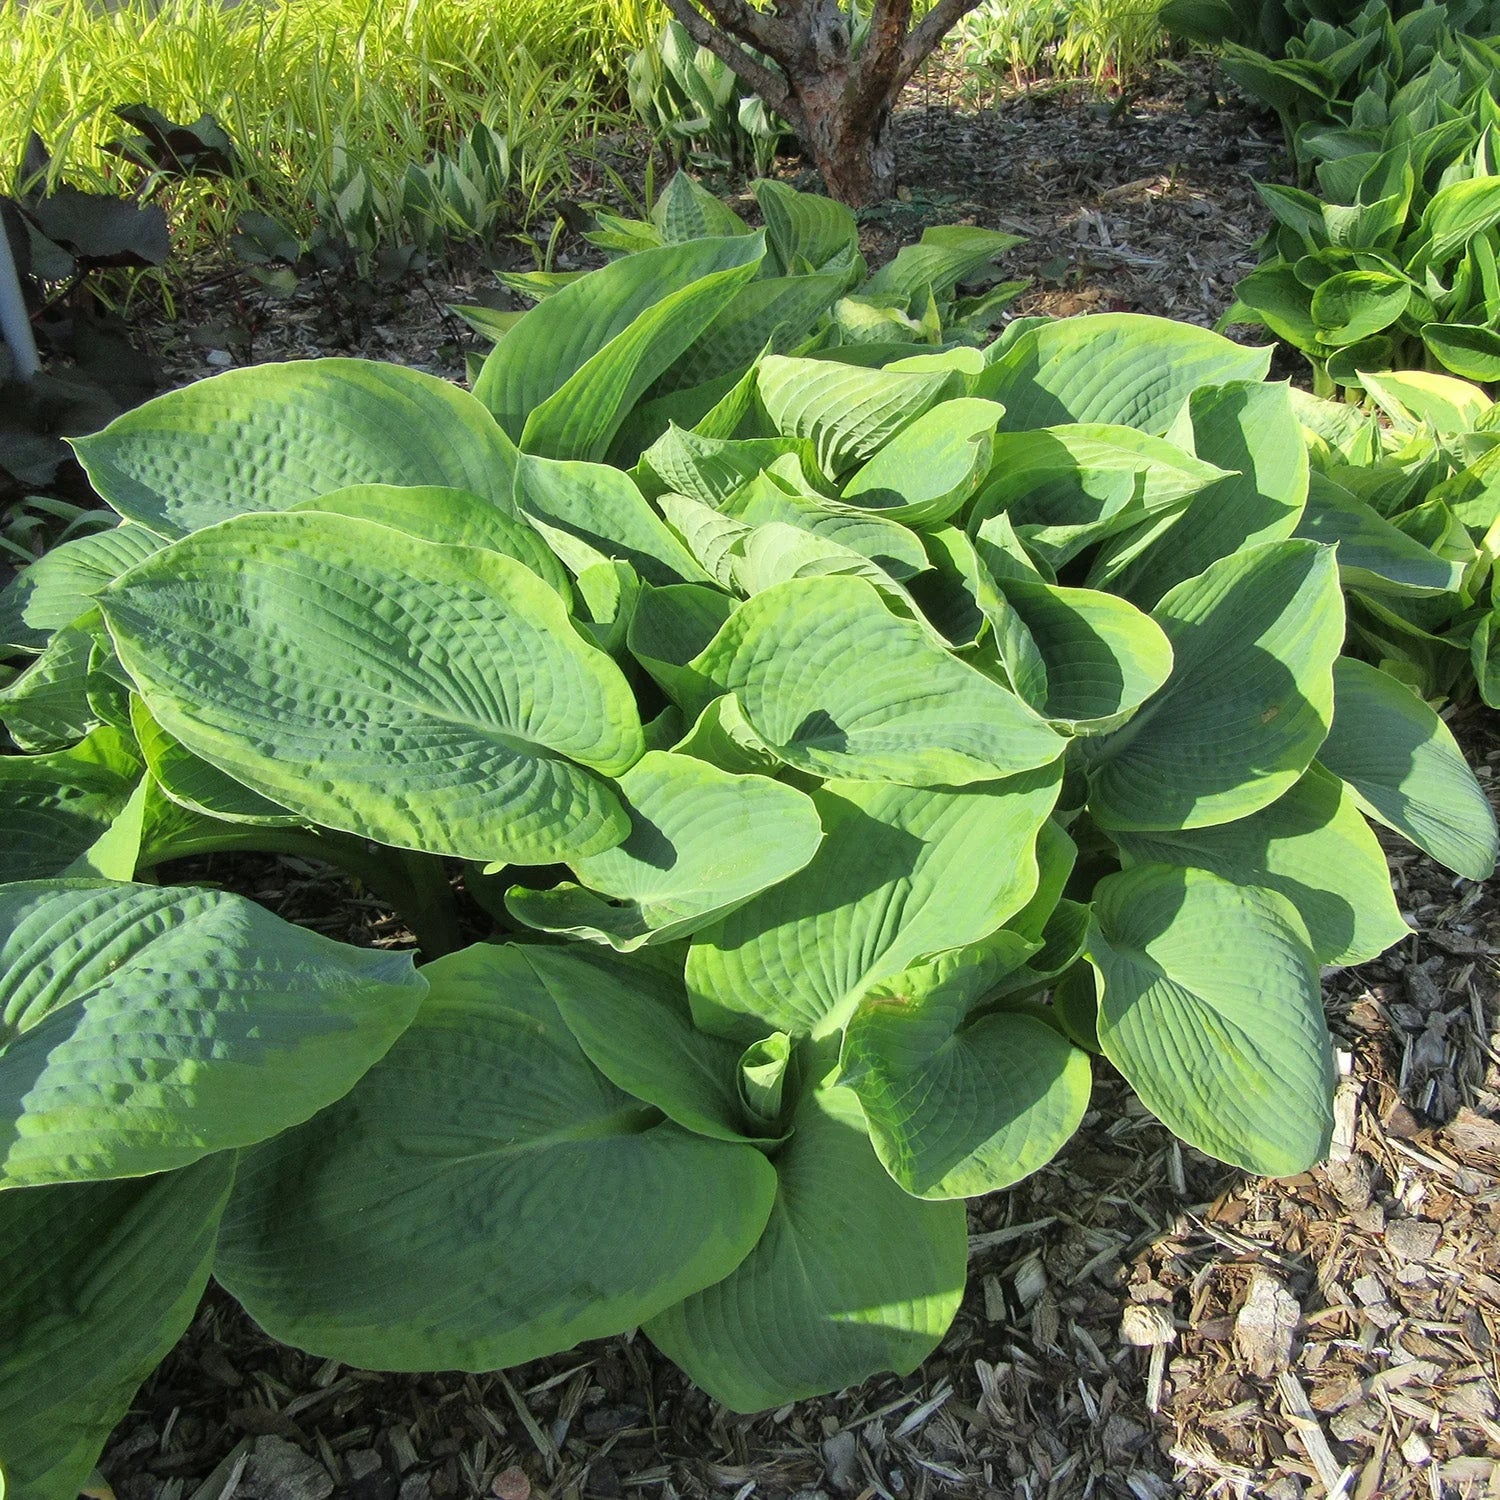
[660,0,989,206]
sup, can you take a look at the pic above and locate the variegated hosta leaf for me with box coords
[0,880,425,1187]
[839,398,1004,525]
[99,512,643,865]
[1110,764,1409,967]
[840,947,1092,1199]
[690,576,1066,783]
[1088,864,1334,1175]
[0,1156,234,1500]
[977,313,1273,432]
[755,355,960,476]
[687,770,1062,1041]
[505,750,823,949]
[645,1082,967,1413]
[1318,656,1497,880]
[216,943,777,1372]
[289,484,570,595]
[71,358,519,535]
[1087,541,1344,830]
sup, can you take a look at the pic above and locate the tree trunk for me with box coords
[788,74,896,207]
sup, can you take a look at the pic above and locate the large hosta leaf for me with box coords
[977,314,1272,433]
[505,751,823,948]
[0,524,166,654]
[523,945,751,1142]
[645,1083,967,1413]
[691,576,1065,784]
[0,725,143,883]
[1087,865,1334,1175]
[839,948,1092,1199]
[0,880,424,1187]
[71,360,518,536]
[839,398,1004,525]
[1110,765,1409,966]
[1102,380,1309,606]
[216,944,777,1371]
[687,771,1061,1040]
[514,454,711,585]
[0,1155,234,1500]
[755,356,959,476]
[968,423,1229,569]
[1317,657,1497,880]
[99,512,642,865]
[1087,541,1344,829]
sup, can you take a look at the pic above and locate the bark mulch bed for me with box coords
[92,59,1500,1500]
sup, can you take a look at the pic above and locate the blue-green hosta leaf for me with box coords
[645,1083,967,1413]
[838,398,1004,525]
[690,576,1065,783]
[0,880,424,1187]
[687,771,1062,1041]
[513,454,711,585]
[754,179,860,278]
[0,1155,234,1500]
[473,234,765,449]
[0,525,166,654]
[72,359,518,536]
[523,945,750,1141]
[1088,865,1335,1175]
[739,1033,791,1127]
[68,774,148,881]
[1098,381,1309,606]
[216,943,776,1371]
[988,576,1175,734]
[839,947,1092,1200]
[1318,657,1497,880]
[99,512,642,865]
[658,493,754,589]
[1296,472,1465,597]
[1110,765,1409,967]
[1087,541,1344,830]
[976,314,1272,433]
[505,751,823,948]
[968,424,1230,570]
[289,484,569,595]
[0,724,142,884]
[865,225,1024,304]
[728,522,915,604]
[128,696,299,826]
[755,355,959,477]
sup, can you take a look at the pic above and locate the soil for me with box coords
[77,56,1500,1500]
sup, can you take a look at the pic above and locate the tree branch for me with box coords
[894,0,989,95]
[662,0,797,117]
[850,0,914,117]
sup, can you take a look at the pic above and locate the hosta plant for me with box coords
[459,171,1027,368]
[1,233,1496,1500]
[1293,366,1500,703]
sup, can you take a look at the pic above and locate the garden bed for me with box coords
[82,63,1500,1500]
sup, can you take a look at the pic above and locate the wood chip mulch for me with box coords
[91,58,1500,1500]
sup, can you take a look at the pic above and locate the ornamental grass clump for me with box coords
[0,226,1495,1500]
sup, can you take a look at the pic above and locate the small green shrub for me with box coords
[1,231,1495,1498]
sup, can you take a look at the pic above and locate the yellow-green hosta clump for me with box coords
[1,228,1495,1497]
